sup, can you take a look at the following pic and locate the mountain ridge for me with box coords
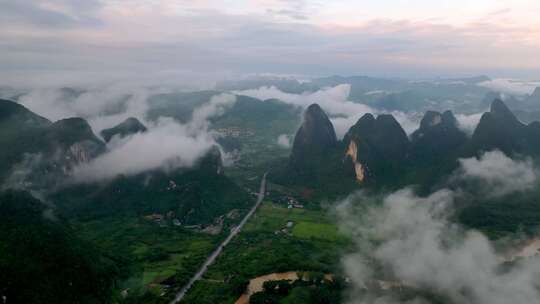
[285,99,540,190]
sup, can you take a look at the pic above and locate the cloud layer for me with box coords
[337,187,540,304]
[457,150,537,197]
[2,0,540,83]
[236,84,418,138]
[17,85,153,132]
[72,93,237,182]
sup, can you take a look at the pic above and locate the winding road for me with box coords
[170,173,268,304]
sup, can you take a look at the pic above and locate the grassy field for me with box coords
[72,217,221,303]
[180,202,350,304]
[292,222,340,241]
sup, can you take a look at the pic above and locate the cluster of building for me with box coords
[274,195,304,209]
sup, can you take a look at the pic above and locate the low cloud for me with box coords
[478,79,540,95]
[457,150,537,197]
[72,94,237,182]
[455,112,484,135]
[337,188,540,304]
[277,134,292,148]
[0,0,103,28]
[236,84,418,138]
[17,85,155,133]
[234,84,355,114]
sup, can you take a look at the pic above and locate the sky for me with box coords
[1,0,540,86]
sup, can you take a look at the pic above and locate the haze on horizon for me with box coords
[1,0,540,87]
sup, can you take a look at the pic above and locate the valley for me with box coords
[171,173,268,303]
[5,2,540,303]
[3,76,540,304]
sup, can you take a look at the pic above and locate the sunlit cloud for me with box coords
[1,0,540,81]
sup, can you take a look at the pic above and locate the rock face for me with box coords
[100,117,147,143]
[342,113,409,182]
[344,140,365,182]
[289,104,337,172]
[410,110,467,161]
[43,118,105,173]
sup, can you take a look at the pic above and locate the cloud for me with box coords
[0,0,103,28]
[455,112,484,135]
[277,134,292,148]
[457,150,537,197]
[17,85,153,133]
[337,187,540,304]
[72,94,237,182]
[2,153,45,191]
[2,2,540,82]
[478,79,540,95]
[236,84,419,138]
[235,84,354,112]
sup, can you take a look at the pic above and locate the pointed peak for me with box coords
[418,110,458,130]
[376,114,399,125]
[419,111,443,129]
[532,87,540,97]
[490,98,510,113]
[442,110,454,118]
[490,99,519,124]
[349,113,376,133]
[357,113,375,123]
[289,103,337,169]
[303,104,331,123]
[442,110,458,125]
[121,117,147,130]
[306,103,324,115]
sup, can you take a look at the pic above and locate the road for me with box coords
[170,173,268,304]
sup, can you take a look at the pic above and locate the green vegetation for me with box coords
[181,202,351,303]
[0,99,51,181]
[53,160,251,225]
[72,216,222,303]
[458,189,540,239]
[0,190,118,304]
[249,275,345,304]
[292,222,340,241]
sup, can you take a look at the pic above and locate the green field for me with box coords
[243,203,335,232]
[292,222,340,241]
